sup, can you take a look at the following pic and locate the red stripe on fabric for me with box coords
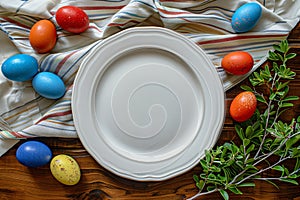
[50,5,125,16]
[157,8,190,15]
[11,131,27,138]
[181,18,232,33]
[108,20,141,27]
[35,110,72,125]
[54,51,78,74]
[2,17,31,29]
[159,0,190,1]
[78,5,125,10]
[197,34,288,45]
[88,25,102,32]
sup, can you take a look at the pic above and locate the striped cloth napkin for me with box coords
[0,0,300,156]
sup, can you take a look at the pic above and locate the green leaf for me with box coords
[282,96,299,102]
[294,158,300,172]
[222,168,230,184]
[252,121,261,131]
[241,85,253,92]
[281,40,289,53]
[273,61,279,72]
[280,102,294,108]
[196,180,205,190]
[219,189,229,200]
[285,134,300,154]
[200,160,208,170]
[256,95,267,104]
[272,165,285,172]
[273,44,283,53]
[208,173,217,180]
[286,53,297,60]
[205,150,211,163]
[245,126,254,138]
[243,138,250,147]
[284,166,290,176]
[193,175,199,182]
[238,182,256,187]
[288,174,299,179]
[207,185,216,191]
[268,51,279,61]
[235,125,244,140]
[277,52,284,62]
[280,178,299,185]
[277,81,289,91]
[290,147,300,158]
[244,164,258,171]
[270,92,276,100]
[246,144,256,154]
[228,187,243,195]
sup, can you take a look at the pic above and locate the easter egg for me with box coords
[231,3,262,33]
[221,51,254,75]
[29,20,57,53]
[16,141,52,168]
[1,54,39,82]
[230,91,257,122]
[50,154,81,185]
[32,72,66,99]
[56,6,89,34]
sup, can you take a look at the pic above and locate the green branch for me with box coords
[191,40,300,200]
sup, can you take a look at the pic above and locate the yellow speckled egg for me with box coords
[50,154,81,185]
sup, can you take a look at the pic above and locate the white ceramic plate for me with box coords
[72,27,225,181]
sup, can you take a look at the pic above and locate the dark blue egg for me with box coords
[16,141,52,168]
[231,3,262,33]
[32,72,66,99]
[1,54,39,82]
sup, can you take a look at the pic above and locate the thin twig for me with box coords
[186,189,219,200]
[235,156,291,186]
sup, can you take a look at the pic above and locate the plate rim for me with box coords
[72,26,225,181]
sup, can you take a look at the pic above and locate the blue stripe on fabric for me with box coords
[118,11,147,19]
[203,42,281,55]
[88,13,116,18]
[96,0,128,2]
[19,130,39,137]
[61,42,100,79]
[40,53,61,72]
[132,0,156,10]
[159,14,230,23]
[4,25,30,33]
[189,6,235,17]
[0,29,14,41]
[0,96,44,117]
[36,124,76,132]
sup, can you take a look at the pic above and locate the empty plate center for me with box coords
[94,48,203,160]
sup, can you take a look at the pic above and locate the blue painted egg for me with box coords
[16,141,52,168]
[1,54,38,82]
[231,3,262,33]
[32,72,66,99]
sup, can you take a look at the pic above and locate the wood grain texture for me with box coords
[1,23,300,200]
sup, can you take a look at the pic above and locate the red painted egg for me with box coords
[56,6,89,34]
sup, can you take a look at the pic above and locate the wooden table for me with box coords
[1,24,300,200]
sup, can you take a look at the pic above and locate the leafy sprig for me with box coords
[189,40,300,200]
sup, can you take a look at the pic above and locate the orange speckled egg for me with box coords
[230,91,257,122]
[221,51,254,75]
[29,20,57,54]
